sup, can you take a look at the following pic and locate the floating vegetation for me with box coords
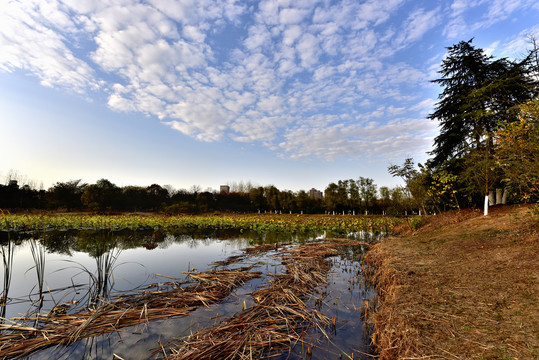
[0,268,261,359]
[0,208,390,359]
[1,238,14,323]
[0,213,401,236]
[164,239,369,360]
[0,238,375,360]
[27,239,46,318]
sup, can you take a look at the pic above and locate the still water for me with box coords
[1,229,376,359]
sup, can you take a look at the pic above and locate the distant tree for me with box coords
[196,191,215,213]
[388,159,430,213]
[81,179,121,212]
[249,187,267,210]
[378,186,391,213]
[426,170,460,213]
[121,186,148,211]
[146,184,169,211]
[389,187,406,216]
[348,180,360,211]
[358,177,377,213]
[228,180,257,193]
[324,183,341,212]
[48,180,87,211]
[278,190,296,213]
[265,186,280,211]
[162,184,177,197]
[334,180,349,211]
[0,179,20,208]
[295,190,309,212]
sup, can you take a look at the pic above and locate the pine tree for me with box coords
[428,39,536,168]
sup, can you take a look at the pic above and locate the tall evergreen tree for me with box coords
[428,39,537,168]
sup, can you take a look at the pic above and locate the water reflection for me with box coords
[0,229,277,320]
[1,236,14,323]
[0,229,381,359]
[28,239,46,319]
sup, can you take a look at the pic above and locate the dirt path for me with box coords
[365,205,538,359]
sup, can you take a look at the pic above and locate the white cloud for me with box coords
[183,25,206,42]
[444,0,534,38]
[400,8,440,44]
[0,1,98,92]
[282,25,302,46]
[500,24,539,58]
[4,0,532,163]
[409,99,436,114]
[165,100,232,141]
[296,33,320,68]
[279,117,436,160]
[279,7,310,25]
[244,24,272,51]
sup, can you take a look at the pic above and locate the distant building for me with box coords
[220,185,230,194]
[309,188,323,200]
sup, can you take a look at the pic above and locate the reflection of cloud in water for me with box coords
[4,234,378,359]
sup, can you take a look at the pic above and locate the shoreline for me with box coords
[364,205,538,359]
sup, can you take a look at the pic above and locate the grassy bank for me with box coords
[365,205,538,359]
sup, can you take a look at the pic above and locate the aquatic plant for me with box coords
[0,213,402,237]
[1,238,14,323]
[27,239,46,316]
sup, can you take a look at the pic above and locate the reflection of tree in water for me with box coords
[83,234,121,308]
[38,231,78,256]
[141,231,166,250]
[5,228,325,258]
[1,236,14,324]
[249,230,318,245]
[58,231,122,309]
[89,246,120,307]
[337,244,368,259]
[28,238,46,318]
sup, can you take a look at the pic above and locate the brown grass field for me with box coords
[365,205,538,359]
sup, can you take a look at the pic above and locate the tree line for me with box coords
[0,176,414,215]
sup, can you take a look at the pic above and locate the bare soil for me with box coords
[365,205,539,360]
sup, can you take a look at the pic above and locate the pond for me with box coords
[1,229,377,359]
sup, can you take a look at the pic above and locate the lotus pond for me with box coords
[0,214,394,359]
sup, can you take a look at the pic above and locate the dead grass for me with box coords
[164,239,366,360]
[365,205,539,359]
[0,239,370,360]
[0,268,261,359]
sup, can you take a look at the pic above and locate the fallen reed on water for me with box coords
[0,268,261,359]
[165,239,366,360]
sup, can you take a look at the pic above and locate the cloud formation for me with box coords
[1,0,536,161]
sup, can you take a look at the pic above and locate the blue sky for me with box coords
[1,0,538,192]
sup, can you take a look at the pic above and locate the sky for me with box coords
[1,0,538,193]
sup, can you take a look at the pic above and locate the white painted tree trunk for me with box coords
[484,195,489,216]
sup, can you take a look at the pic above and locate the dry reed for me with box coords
[0,268,260,359]
[165,239,368,360]
[0,239,372,359]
